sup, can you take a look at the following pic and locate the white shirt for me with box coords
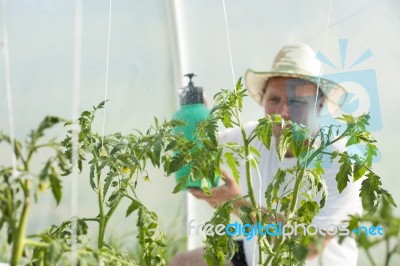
[219,122,362,266]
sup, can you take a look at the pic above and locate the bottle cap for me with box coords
[179,73,204,105]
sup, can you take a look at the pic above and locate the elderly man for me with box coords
[170,44,361,266]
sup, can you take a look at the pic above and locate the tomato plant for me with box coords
[0,80,398,265]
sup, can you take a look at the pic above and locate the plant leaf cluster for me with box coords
[1,79,398,266]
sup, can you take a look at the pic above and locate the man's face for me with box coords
[262,77,325,138]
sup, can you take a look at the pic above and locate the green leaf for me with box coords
[204,119,218,146]
[249,145,261,159]
[337,113,355,124]
[336,153,352,193]
[49,168,62,205]
[89,165,96,190]
[293,243,309,262]
[167,153,186,175]
[265,183,274,209]
[126,199,142,217]
[172,174,189,194]
[273,169,286,199]
[37,116,62,135]
[307,168,327,208]
[353,161,366,182]
[365,143,377,166]
[203,200,235,266]
[165,140,177,152]
[221,112,233,128]
[153,138,163,168]
[103,171,115,200]
[238,205,254,225]
[81,110,91,117]
[224,152,239,184]
[277,127,291,160]
[200,178,210,194]
[330,151,339,161]
[225,237,238,262]
[154,116,159,127]
[296,201,319,223]
[96,100,106,109]
[289,123,308,156]
[39,160,51,181]
[379,189,397,208]
[45,240,64,265]
[107,190,120,207]
[254,116,275,150]
[78,159,83,172]
[360,172,381,213]
[249,156,258,170]
[13,140,23,160]
[346,135,358,146]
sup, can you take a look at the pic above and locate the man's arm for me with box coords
[189,170,243,215]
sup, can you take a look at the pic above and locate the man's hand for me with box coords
[188,170,242,210]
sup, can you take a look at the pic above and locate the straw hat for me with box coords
[245,44,346,106]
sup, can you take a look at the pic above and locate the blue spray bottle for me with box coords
[173,73,219,189]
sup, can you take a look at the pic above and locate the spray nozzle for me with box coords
[184,73,196,86]
[179,73,203,105]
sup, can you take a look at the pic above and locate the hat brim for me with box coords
[245,69,347,108]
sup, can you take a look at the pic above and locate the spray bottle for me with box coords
[173,73,219,189]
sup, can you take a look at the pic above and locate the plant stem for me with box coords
[24,238,48,248]
[240,126,257,208]
[263,236,283,265]
[96,173,124,249]
[25,239,139,266]
[239,123,265,264]
[364,248,377,266]
[305,125,352,166]
[266,170,305,265]
[97,170,106,249]
[384,237,391,266]
[10,179,31,266]
[81,217,100,223]
[288,169,305,219]
[106,198,122,220]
